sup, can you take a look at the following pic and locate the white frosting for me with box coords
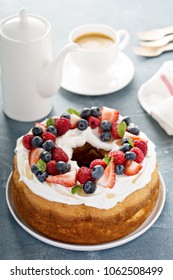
[15,126,156,210]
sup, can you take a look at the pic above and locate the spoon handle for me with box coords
[137,26,173,41]
[140,34,173,48]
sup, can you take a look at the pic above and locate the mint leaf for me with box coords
[46,118,55,126]
[36,159,46,172]
[103,154,113,165]
[67,108,80,117]
[71,185,81,194]
[118,121,127,138]
[127,138,134,147]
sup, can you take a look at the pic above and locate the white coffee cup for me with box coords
[69,24,130,77]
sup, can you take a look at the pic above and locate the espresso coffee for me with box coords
[74,32,115,50]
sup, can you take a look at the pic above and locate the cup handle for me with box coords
[117,29,130,51]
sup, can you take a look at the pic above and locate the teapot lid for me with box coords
[1,8,50,41]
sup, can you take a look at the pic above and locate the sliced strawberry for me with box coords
[35,122,47,132]
[29,148,44,166]
[96,161,116,189]
[70,114,81,129]
[111,122,121,139]
[123,131,144,141]
[46,170,76,187]
[124,160,142,176]
[100,106,119,123]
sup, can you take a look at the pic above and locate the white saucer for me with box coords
[6,172,165,251]
[61,52,134,95]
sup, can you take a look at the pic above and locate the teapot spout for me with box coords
[37,43,78,98]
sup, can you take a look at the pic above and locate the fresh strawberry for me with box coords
[70,114,81,129]
[52,147,69,162]
[46,160,58,175]
[22,134,34,150]
[109,150,126,165]
[35,122,47,131]
[133,139,148,156]
[124,160,142,176]
[54,118,71,136]
[100,106,119,123]
[76,166,93,184]
[123,131,143,141]
[29,148,44,166]
[42,132,56,142]
[89,159,107,170]
[130,147,144,163]
[88,116,101,129]
[111,122,121,139]
[46,170,76,187]
[96,162,116,189]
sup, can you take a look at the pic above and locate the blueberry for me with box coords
[36,171,48,182]
[83,181,96,194]
[91,106,101,117]
[125,151,136,160]
[46,126,57,135]
[42,140,55,151]
[128,124,140,135]
[122,137,133,145]
[91,165,104,179]
[40,151,52,162]
[32,126,43,136]
[80,108,91,119]
[115,164,125,175]
[60,112,71,119]
[100,120,112,131]
[122,116,132,126]
[31,164,39,175]
[119,143,131,152]
[56,161,71,174]
[100,131,112,142]
[77,119,88,130]
[31,136,43,147]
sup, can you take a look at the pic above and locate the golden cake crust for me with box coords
[12,155,160,244]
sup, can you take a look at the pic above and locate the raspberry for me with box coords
[76,167,92,184]
[22,134,34,150]
[55,118,71,136]
[111,122,121,139]
[46,160,58,175]
[109,150,126,165]
[52,147,69,162]
[88,116,101,129]
[89,159,107,170]
[42,132,56,142]
[133,140,148,156]
[131,147,144,163]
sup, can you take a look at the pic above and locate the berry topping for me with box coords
[35,122,47,131]
[60,112,71,119]
[127,124,140,135]
[42,132,56,142]
[96,162,116,189]
[89,159,107,170]
[111,122,121,139]
[80,108,91,119]
[125,151,136,160]
[122,137,134,146]
[46,170,77,187]
[40,151,52,162]
[55,118,71,136]
[124,160,142,176]
[100,131,111,142]
[36,171,48,182]
[83,181,96,194]
[42,140,55,151]
[46,160,59,175]
[123,131,143,141]
[76,166,92,184]
[88,116,101,129]
[77,119,88,131]
[133,139,148,156]
[31,164,39,176]
[22,134,34,150]
[121,116,131,126]
[56,161,71,174]
[115,164,125,175]
[91,106,101,117]
[70,114,81,129]
[29,148,44,166]
[109,150,126,165]
[91,165,104,179]
[52,147,69,162]
[32,126,43,136]
[31,136,43,148]
[130,147,145,163]
[46,126,57,136]
[119,143,132,152]
[100,106,119,123]
[100,120,112,131]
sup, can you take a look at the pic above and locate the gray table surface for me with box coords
[0,0,173,260]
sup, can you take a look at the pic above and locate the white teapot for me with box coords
[0,8,77,121]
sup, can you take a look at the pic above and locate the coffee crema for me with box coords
[74,32,115,50]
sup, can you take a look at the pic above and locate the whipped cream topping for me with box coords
[15,126,156,210]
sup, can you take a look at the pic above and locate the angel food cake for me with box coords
[12,106,160,244]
